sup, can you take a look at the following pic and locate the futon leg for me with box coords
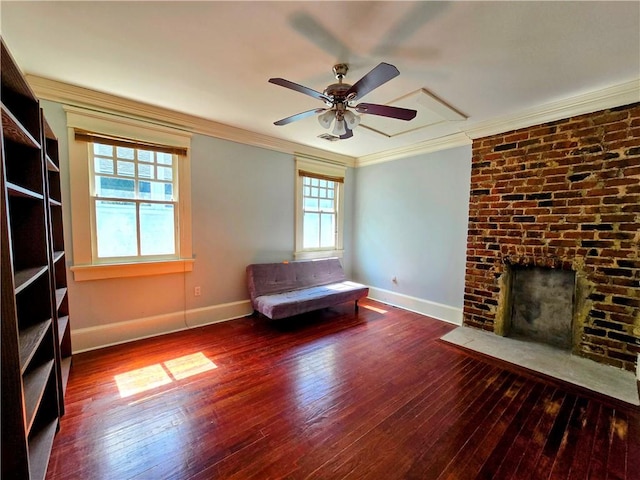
[355,300,359,312]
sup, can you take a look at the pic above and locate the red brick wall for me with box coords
[464,102,640,371]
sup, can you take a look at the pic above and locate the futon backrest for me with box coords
[246,258,347,300]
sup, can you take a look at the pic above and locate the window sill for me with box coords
[294,249,344,261]
[71,258,195,281]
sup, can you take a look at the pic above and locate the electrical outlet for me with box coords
[194,286,201,296]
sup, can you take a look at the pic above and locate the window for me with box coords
[66,106,193,281]
[90,143,177,260]
[302,175,337,249]
[295,156,345,260]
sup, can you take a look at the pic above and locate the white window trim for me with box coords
[294,155,345,260]
[65,106,193,281]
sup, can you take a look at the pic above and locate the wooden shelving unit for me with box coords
[1,38,72,480]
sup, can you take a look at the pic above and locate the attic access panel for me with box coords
[359,88,466,138]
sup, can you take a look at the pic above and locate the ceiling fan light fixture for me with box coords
[318,110,334,129]
[343,110,360,129]
[332,118,347,136]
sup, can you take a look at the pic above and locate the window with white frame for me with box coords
[66,106,193,281]
[90,143,178,260]
[302,175,338,249]
[295,156,345,260]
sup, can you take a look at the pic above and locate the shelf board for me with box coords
[6,181,44,201]
[1,102,40,148]
[49,198,62,207]
[43,117,56,141]
[19,319,53,374]
[46,155,60,172]
[60,356,72,395]
[55,288,67,310]
[24,359,55,434]
[14,265,49,294]
[28,418,58,480]
[53,251,65,264]
[57,315,69,345]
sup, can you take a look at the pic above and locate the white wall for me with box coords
[353,146,472,324]
[41,100,355,351]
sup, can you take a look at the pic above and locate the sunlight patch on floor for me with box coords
[115,352,218,398]
[115,365,172,398]
[164,352,217,380]
[361,304,388,314]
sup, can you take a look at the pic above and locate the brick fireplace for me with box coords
[463,102,640,372]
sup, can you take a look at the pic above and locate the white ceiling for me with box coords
[1,1,639,160]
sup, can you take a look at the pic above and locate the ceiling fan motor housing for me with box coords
[324,83,352,102]
[324,63,355,106]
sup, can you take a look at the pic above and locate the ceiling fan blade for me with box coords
[290,12,360,65]
[274,108,327,126]
[269,78,332,103]
[354,103,417,121]
[340,126,353,140]
[345,63,400,101]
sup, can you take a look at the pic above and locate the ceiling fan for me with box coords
[269,62,417,139]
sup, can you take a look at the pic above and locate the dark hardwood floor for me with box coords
[46,299,639,480]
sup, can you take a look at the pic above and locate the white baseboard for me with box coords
[71,299,253,353]
[367,286,463,325]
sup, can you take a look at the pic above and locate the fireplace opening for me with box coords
[501,266,576,350]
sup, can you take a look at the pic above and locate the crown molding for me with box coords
[464,79,640,140]
[26,75,356,167]
[356,132,472,168]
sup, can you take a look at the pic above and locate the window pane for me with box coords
[320,213,335,248]
[157,166,173,181]
[303,212,319,249]
[138,180,172,200]
[138,150,153,163]
[319,198,334,210]
[116,146,135,159]
[304,197,318,210]
[157,152,173,165]
[138,163,153,179]
[117,160,135,177]
[94,158,114,175]
[140,203,175,255]
[95,176,135,198]
[95,200,137,257]
[94,144,113,156]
